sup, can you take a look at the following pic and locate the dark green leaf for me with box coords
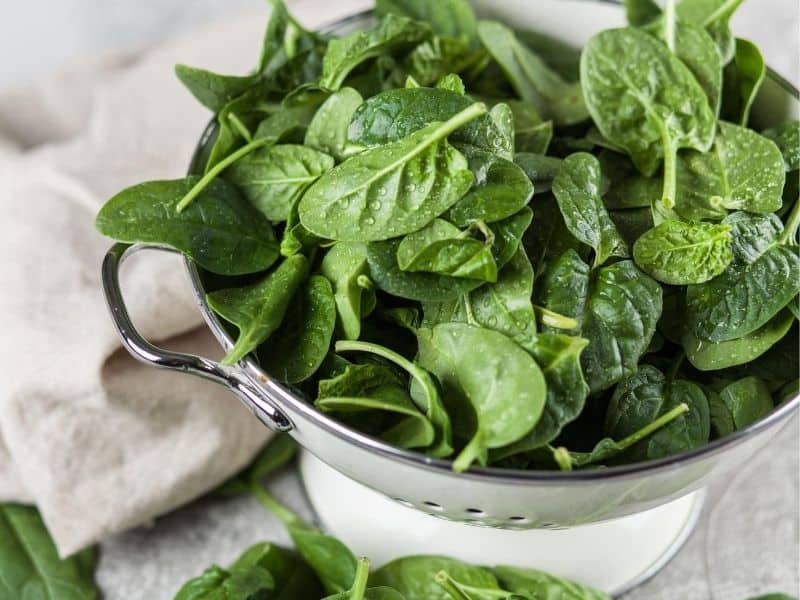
[683,309,796,371]
[305,87,364,161]
[371,556,498,600]
[552,152,628,268]
[494,565,610,599]
[477,21,588,126]
[320,242,376,340]
[207,255,309,364]
[762,120,800,172]
[0,504,98,600]
[375,0,478,44]
[721,38,765,125]
[259,275,336,383]
[95,177,279,276]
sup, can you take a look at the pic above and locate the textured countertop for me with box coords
[4,1,797,598]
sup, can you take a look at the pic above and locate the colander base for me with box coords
[299,450,704,596]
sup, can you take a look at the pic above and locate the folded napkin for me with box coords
[0,0,368,557]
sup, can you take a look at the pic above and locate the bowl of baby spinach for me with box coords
[98,0,799,527]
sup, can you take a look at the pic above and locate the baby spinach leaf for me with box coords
[286,523,358,595]
[477,21,588,126]
[491,333,589,461]
[175,565,274,599]
[677,0,745,64]
[305,87,364,161]
[416,323,545,472]
[513,152,561,194]
[348,88,512,159]
[763,120,800,172]
[421,249,537,350]
[335,340,453,458]
[710,376,773,436]
[557,402,691,469]
[494,565,610,599]
[675,121,786,215]
[174,65,259,113]
[95,177,279,276]
[685,216,800,342]
[580,27,715,214]
[317,363,435,450]
[366,207,531,302]
[322,557,403,600]
[396,219,498,282]
[624,0,662,26]
[226,144,334,222]
[207,254,309,364]
[552,152,628,268]
[604,365,710,461]
[299,103,485,241]
[0,504,98,600]
[633,220,733,285]
[319,15,430,90]
[371,556,499,600]
[447,147,533,227]
[721,38,765,125]
[724,211,785,262]
[321,242,376,340]
[400,36,483,87]
[508,101,552,154]
[683,308,795,371]
[259,275,336,383]
[609,207,655,248]
[375,0,478,44]
[537,251,662,394]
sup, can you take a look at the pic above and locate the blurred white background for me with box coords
[1,0,798,91]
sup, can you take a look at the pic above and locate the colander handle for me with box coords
[101,243,293,433]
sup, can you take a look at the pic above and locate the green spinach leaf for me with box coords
[299,103,485,241]
[207,254,310,364]
[95,177,279,276]
[0,505,98,600]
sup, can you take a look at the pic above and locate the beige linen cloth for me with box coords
[0,0,367,558]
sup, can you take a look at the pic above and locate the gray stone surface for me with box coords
[95,417,799,599]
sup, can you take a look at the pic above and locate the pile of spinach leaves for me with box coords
[95,0,800,473]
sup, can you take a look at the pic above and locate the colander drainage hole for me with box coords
[508,516,530,523]
[465,508,486,516]
[423,501,443,511]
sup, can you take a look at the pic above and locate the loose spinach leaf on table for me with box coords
[0,504,98,600]
[493,565,611,599]
[371,556,500,600]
